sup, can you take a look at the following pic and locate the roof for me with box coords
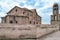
[7,6,21,14]
[53,3,58,7]
[7,6,34,14]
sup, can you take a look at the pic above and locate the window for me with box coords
[34,22,35,24]
[16,9,17,12]
[10,21,13,23]
[55,16,57,20]
[54,8,58,10]
[30,21,31,24]
[16,21,17,23]
[23,12,25,14]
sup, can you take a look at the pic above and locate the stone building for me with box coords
[51,3,60,25]
[1,6,41,25]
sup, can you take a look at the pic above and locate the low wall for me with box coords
[0,23,36,39]
[0,23,58,40]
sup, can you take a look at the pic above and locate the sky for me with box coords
[0,0,60,24]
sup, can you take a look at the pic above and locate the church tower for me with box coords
[51,3,59,25]
[53,3,59,15]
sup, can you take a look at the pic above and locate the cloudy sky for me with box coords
[0,0,60,24]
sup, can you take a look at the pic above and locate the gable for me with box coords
[7,6,23,16]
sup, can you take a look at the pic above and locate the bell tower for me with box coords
[51,3,59,25]
[53,3,59,15]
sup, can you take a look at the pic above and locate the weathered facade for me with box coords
[1,6,41,25]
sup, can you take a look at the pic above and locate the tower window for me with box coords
[54,8,56,10]
[55,16,57,20]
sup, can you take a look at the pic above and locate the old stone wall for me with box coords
[1,6,41,25]
[0,23,36,39]
[0,23,59,40]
